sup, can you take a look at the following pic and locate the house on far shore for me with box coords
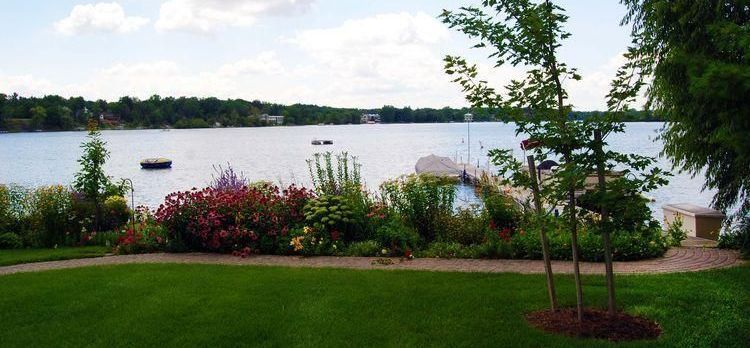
[259,114,284,126]
[99,112,121,127]
[361,113,381,124]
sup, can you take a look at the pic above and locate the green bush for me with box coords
[307,152,362,197]
[103,195,131,230]
[510,218,669,261]
[288,226,344,256]
[0,232,22,249]
[306,152,374,241]
[28,185,76,247]
[0,184,31,238]
[375,219,420,256]
[115,221,168,255]
[665,216,688,247]
[380,174,456,242]
[419,242,480,259]
[440,207,488,245]
[718,217,750,258]
[304,195,357,240]
[479,184,520,230]
[88,230,120,247]
[0,185,12,233]
[346,240,381,257]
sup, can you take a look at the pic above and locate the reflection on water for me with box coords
[0,122,713,221]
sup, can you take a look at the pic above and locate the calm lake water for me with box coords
[0,122,713,221]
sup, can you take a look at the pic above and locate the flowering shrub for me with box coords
[115,223,168,255]
[29,185,77,247]
[287,225,344,256]
[211,163,247,192]
[115,205,167,254]
[155,183,313,254]
[303,195,356,241]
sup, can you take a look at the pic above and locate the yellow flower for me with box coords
[290,236,304,251]
[303,226,312,235]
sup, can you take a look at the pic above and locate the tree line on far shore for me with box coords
[0,93,660,132]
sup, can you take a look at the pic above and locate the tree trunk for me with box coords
[527,155,558,311]
[594,129,616,316]
[545,0,583,321]
[567,173,584,322]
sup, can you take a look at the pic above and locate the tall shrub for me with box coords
[380,174,456,242]
[28,185,76,247]
[73,119,121,230]
[307,152,372,239]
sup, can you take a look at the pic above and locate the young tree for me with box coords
[617,0,750,227]
[442,0,669,321]
[441,0,586,318]
[73,119,121,230]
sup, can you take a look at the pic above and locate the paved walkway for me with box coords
[0,247,743,276]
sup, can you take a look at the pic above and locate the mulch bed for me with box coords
[525,308,661,342]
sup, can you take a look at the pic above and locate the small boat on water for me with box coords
[140,158,172,169]
[311,139,333,145]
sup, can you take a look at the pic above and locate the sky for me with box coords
[0,0,635,110]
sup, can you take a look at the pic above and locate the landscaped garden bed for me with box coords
[0,151,694,263]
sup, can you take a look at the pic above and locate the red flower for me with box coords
[330,230,340,241]
[499,227,513,242]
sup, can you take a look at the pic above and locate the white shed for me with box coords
[663,203,725,240]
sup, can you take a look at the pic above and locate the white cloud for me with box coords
[0,74,57,96]
[54,2,149,35]
[284,12,467,107]
[217,52,286,76]
[155,0,314,33]
[4,52,288,102]
[565,52,646,110]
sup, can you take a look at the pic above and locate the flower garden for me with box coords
[0,151,685,263]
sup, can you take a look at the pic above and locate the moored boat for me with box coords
[140,158,172,169]
[311,139,333,145]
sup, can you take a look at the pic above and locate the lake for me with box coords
[0,122,713,221]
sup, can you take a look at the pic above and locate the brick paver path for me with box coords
[0,247,743,276]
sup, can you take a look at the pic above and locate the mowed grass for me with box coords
[0,246,110,266]
[0,264,747,347]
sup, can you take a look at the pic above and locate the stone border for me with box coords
[0,247,743,277]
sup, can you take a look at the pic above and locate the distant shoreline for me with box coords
[0,120,666,134]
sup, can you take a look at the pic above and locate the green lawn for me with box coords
[0,246,110,266]
[0,264,747,348]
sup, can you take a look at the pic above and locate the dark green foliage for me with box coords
[380,174,456,242]
[664,216,688,247]
[440,208,489,245]
[101,196,131,231]
[345,240,381,257]
[480,183,520,230]
[374,219,420,255]
[513,220,668,262]
[307,152,373,240]
[0,92,503,132]
[73,120,123,231]
[0,232,22,249]
[619,0,750,218]
[303,195,357,241]
[28,186,77,247]
[73,120,121,203]
[718,217,750,258]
